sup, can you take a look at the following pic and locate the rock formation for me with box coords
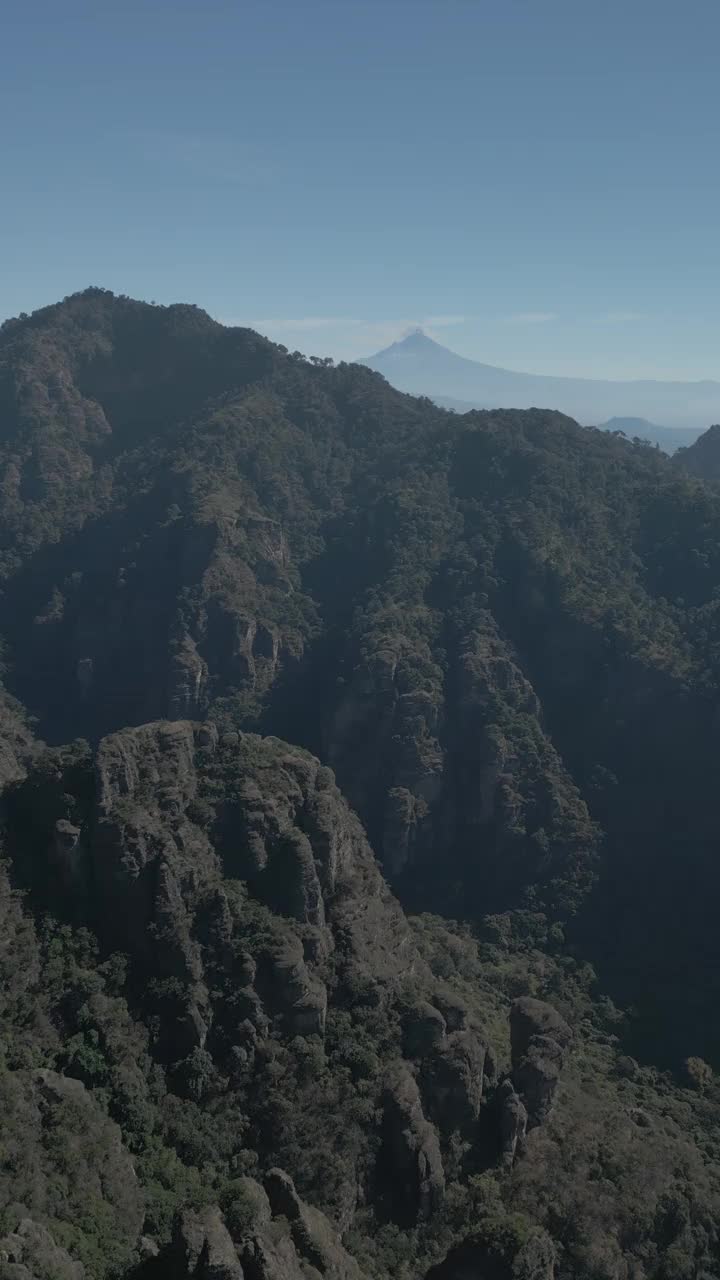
[510,998,572,1127]
[380,1065,446,1226]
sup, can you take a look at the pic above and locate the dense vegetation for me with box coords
[2,290,720,1278]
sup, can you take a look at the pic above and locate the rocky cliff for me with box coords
[0,718,582,1276]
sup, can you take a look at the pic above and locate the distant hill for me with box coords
[598,416,702,453]
[359,328,720,431]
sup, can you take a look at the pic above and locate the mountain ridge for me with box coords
[3,289,720,1277]
[359,328,720,431]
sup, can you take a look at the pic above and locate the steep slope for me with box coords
[0,721,574,1276]
[5,292,720,1064]
[359,328,720,429]
[674,421,720,481]
[437,403,699,454]
[6,289,720,1276]
[5,723,720,1280]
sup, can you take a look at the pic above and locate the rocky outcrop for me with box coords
[510,998,572,1127]
[173,1207,244,1279]
[497,1079,528,1166]
[171,1172,367,1280]
[5,724,355,1045]
[3,720,473,1233]
[510,998,573,1061]
[262,1170,365,1279]
[260,938,327,1037]
[422,1030,488,1132]
[380,1066,445,1226]
[0,1219,84,1280]
[326,643,446,882]
[321,612,598,928]
[403,1000,447,1057]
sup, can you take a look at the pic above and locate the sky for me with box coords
[1,0,719,380]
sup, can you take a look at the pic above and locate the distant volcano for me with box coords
[359,329,718,436]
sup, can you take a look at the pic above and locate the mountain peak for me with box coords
[396,326,438,347]
[368,328,450,360]
[359,328,720,432]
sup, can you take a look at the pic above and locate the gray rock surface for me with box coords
[381,1066,445,1225]
[173,1207,244,1279]
[172,1172,368,1280]
[403,1000,447,1057]
[423,1029,487,1131]
[0,1219,84,1280]
[498,1078,528,1166]
[510,998,572,1126]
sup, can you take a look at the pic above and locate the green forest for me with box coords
[1,289,720,1279]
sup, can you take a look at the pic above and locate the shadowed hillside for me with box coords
[3,291,720,1277]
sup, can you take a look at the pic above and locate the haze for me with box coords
[2,0,720,383]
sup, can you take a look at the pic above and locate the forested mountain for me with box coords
[433,406,698,455]
[3,290,720,1278]
[598,417,701,454]
[359,328,720,431]
[675,423,720,482]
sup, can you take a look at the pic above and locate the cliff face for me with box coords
[1,718,576,1276]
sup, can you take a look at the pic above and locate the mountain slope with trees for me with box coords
[3,290,720,1278]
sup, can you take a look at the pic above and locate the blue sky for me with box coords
[2,0,719,378]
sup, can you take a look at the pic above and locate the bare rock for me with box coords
[497,1078,528,1166]
[380,1065,445,1226]
[510,998,572,1127]
[0,1220,83,1280]
[403,1001,447,1057]
[173,1207,243,1279]
[510,998,572,1063]
[238,1234,304,1280]
[432,991,468,1032]
[262,938,327,1037]
[263,1169,366,1279]
[423,1030,487,1131]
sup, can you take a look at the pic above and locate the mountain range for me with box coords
[3,289,720,1278]
[359,329,718,442]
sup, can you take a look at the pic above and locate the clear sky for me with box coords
[2,0,719,379]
